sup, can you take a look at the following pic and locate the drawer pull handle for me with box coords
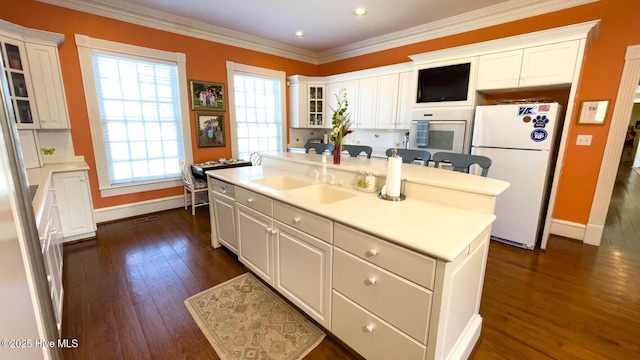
[247,198,254,203]
[366,277,377,285]
[221,186,227,193]
[365,324,374,333]
[367,249,378,257]
[293,217,301,224]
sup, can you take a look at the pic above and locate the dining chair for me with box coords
[179,157,209,215]
[250,152,262,166]
[304,142,332,154]
[342,145,373,158]
[385,148,431,165]
[432,151,492,177]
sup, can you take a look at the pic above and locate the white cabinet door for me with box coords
[0,36,40,129]
[237,203,275,285]
[52,170,96,240]
[17,130,42,169]
[274,220,332,329]
[395,71,414,130]
[324,82,342,129]
[356,77,377,128]
[213,194,237,253]
[341,79,359,129]
[520,40,580,87]
[476,49,523,90]
[25,43,70,129]
[376,74,399,129]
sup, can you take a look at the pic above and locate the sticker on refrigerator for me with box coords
[538,104,551,112]
[531,129,548,142]
[532,115,549,128]
[518,106,535,116]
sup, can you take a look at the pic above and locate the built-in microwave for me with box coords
[408,107,474,154]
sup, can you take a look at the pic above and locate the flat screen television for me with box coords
[416,63,471,103]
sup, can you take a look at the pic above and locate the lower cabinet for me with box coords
[237,203,275,285]
[274,219,332,329]
[52,170,96,241]
[211,179,237,252]
[38,187,64,336]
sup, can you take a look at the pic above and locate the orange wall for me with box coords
[0,0,317,209]
[318,0,640,225]
[2,0,639,225]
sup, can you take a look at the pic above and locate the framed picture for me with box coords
[190,80,225,111]
[196,113,226,148]
[577,100,609,125]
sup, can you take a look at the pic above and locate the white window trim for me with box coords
[225,61,287,159]
[75,34,193,197]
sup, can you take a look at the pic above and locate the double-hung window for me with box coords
[76,35,192,197]
[226,62,286,161]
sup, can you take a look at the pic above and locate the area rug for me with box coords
[184,273,325,360]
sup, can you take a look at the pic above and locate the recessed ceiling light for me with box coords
[294,31,304,37]
[354,8,367,16]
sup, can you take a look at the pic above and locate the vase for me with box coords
[333,142,342,164]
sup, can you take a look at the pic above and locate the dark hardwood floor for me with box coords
[62,208,640,359]
[602,162,640,252]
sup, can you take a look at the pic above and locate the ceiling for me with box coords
[122,0,511,53]
[42,0,597,63]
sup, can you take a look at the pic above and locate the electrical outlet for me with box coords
[576,134,592,146]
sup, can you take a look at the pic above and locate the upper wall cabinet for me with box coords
[0,20,69,130]
[25,43,70,129]
[0,36,39,129]
[289,75,326,129]
[476,40,580,91]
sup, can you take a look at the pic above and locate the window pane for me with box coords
[93,53,184,185]
[233,73,282,159]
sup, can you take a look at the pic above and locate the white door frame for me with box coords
[584,44,640,246]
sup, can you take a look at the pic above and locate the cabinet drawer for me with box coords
[235,186,272,216]
[333,248,431,343]
[273,201,332,243]
[334,223,436,289]
[211,179,235,198]
[332,291,425,360]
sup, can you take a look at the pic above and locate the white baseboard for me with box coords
[94,195,185,224]
[550,219,586,241]
[583,223,604,246]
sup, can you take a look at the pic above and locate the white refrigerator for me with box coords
[471,103,563,249]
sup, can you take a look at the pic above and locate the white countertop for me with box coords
[207,155,507,261]
[27,161,90,225]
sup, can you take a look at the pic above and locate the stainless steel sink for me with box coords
[287,185,357,204]
[251,175,312,191]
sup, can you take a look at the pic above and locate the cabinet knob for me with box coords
[266,227,272,233]
[365,324,374,333]
[366,277,377,285]
[293,217,301,224]
[271,229,277,235]
[247,198,254,203]
[221,186,227,193]
[367,249,378,257]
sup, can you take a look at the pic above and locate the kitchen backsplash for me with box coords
[289,128,409,152]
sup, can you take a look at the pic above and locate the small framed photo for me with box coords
[190,80,225,111]
[196,113,225,148]
[577,100,609,125]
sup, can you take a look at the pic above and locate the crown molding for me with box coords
[317,0,599,63]
[37,0,319,64]
[38,0,598,65]
[0,19,64,46]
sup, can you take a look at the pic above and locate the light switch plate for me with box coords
[577,134,592,146]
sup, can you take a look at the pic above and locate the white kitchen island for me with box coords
[207,152,509,360]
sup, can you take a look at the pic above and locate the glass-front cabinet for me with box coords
[0,36,38,129]
[308,85,324,127]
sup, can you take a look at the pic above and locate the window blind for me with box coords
[233,73,282,161]
[92,53,184,185]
